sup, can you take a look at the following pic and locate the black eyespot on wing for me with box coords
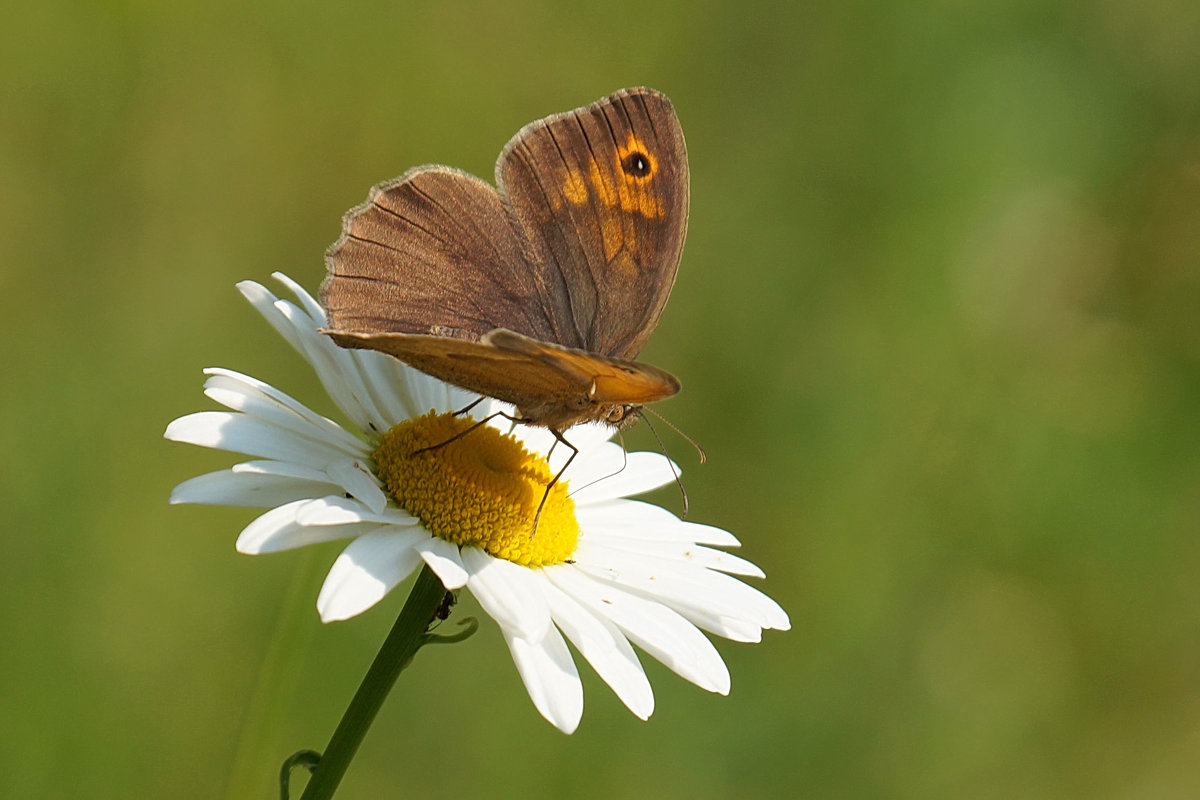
[622,151,652,177]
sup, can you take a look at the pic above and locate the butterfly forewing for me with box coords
[326,328,677,429]
[485,329,680,404]
[497,87,689,360]
[326,330,589,404]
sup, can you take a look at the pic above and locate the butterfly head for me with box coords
[601,403,642,430]
[549,395,643,431]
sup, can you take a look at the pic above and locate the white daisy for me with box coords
[165,273,789,733]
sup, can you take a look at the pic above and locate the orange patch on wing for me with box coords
[584,133,665,220]
[600,216,625,261]
[607,248,639,279]
[561,171,588,206]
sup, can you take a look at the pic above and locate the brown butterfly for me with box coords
[319,87,688,455]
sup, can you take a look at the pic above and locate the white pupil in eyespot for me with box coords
[623,152,651,176]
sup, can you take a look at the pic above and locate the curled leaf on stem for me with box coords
[280,750,321,800]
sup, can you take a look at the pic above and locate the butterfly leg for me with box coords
[409,410,524,456]
[532,429,579,537]
[451,396,487,418]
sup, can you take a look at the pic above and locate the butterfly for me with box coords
[320,87,688,462]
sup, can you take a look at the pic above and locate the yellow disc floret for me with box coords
[372,411,579,566]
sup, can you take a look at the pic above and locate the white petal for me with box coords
[202,369,367,456]
[576,500,741,546]
[503,627,583,734]
[683,545,765,577]
[170,468,339,508]
[316,529,427,621]
[581,535,765,578]
[414,537,469,589]
[509,421,615,466]
[294,495,417,527]
[165,411,347,465]
[238,280,382,433]
[552,429,617,476]
[236,501,381,554]
[462,547,552,642]
[562,421,618,451]
[676,521,744,548]
[540,573,653,719]
[575,498,680,532]
[271,271,326,323]
[324,460,388,514]
[573,543,790,632]
[403,368,469,419]
[231,459,335,481]
[237,280,310,356]
[559,440,629,485]
[548,567,731,694]
[350,350,423,428]
[674,610,766,642]
[568,451,679,504]
[277,298,391,433]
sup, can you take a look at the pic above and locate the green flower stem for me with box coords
[297,564,449,800]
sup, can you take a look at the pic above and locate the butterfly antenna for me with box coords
[643,406,707,464]
[617,429,629,466]
[639,412,690,519]
[565,432,629,498]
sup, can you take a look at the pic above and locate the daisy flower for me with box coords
[165,273,789,734]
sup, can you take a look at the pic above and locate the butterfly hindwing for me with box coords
[321,166,566,344]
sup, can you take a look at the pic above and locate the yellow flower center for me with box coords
[372,411,579,566]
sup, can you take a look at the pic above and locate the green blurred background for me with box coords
[4,0,1200,797]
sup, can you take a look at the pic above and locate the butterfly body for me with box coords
[321,87,688,433]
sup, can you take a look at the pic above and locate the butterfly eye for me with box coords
[606,406,627,423]
[621,151,652,178]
